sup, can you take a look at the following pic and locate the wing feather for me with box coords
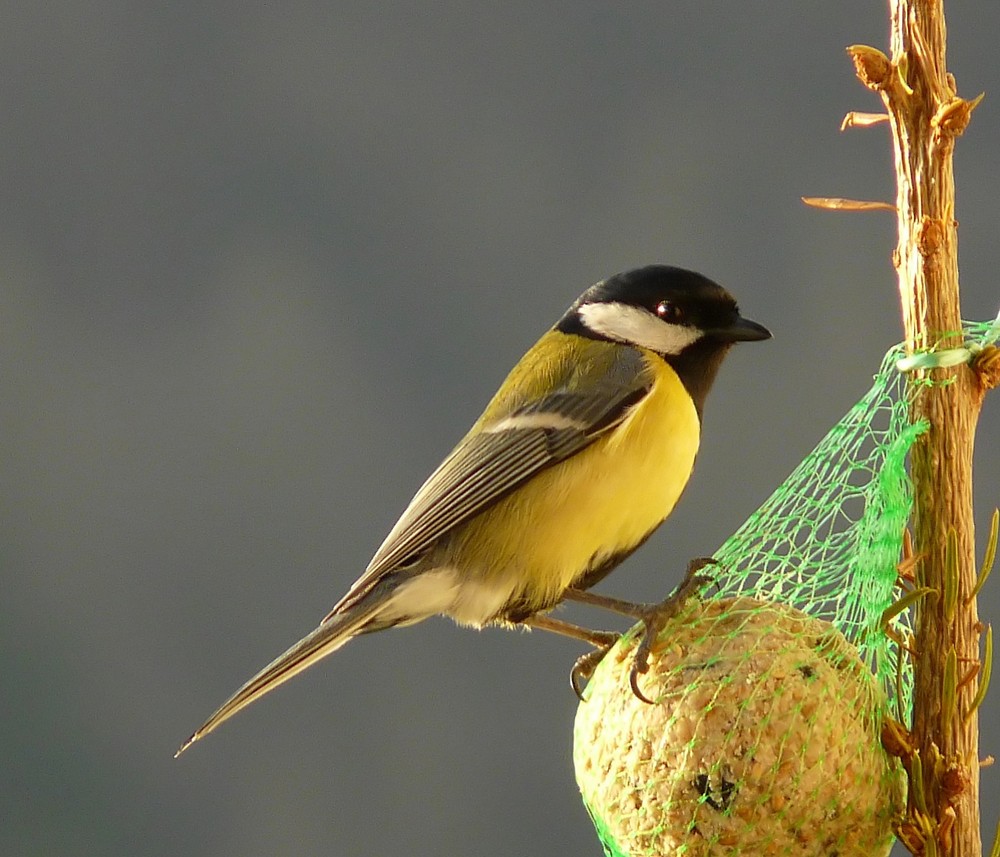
[327,343,651,619]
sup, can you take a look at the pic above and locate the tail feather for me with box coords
[176,600,385,757]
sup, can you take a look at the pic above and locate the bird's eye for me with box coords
[656,301,682,323]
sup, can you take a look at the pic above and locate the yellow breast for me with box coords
[449,349,700,614]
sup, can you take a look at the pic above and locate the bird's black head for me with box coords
[559,265,770,353]
[558,265,771,415]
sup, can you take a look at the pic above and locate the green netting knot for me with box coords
[895,310,1000,372]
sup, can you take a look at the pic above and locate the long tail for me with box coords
[175,594,390,757]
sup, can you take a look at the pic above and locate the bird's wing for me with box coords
[327,344,651,619]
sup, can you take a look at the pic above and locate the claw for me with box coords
[571,644,616,701]
[686,556,719,586]
[626,560,714,704]
[564,557,716,704]
[629,661,654,705]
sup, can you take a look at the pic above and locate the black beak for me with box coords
[715,315,772,343]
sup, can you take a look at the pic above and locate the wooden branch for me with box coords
[849,2,989,854]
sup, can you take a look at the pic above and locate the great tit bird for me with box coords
[177,264,769,755]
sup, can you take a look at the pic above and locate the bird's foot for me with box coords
[518,613,620,700]
[628,557,717,704]
[569,631,621,701]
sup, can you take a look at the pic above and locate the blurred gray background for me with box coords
[3,3,998,856]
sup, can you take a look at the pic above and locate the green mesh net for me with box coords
[574,322,999,857]
[708,344,925,721]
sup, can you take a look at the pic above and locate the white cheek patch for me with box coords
[578,302,703,355]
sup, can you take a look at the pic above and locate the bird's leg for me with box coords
[562,588,649,618]
[519,614,620,700]
[566,557,718,704]
[520,613,618,647]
